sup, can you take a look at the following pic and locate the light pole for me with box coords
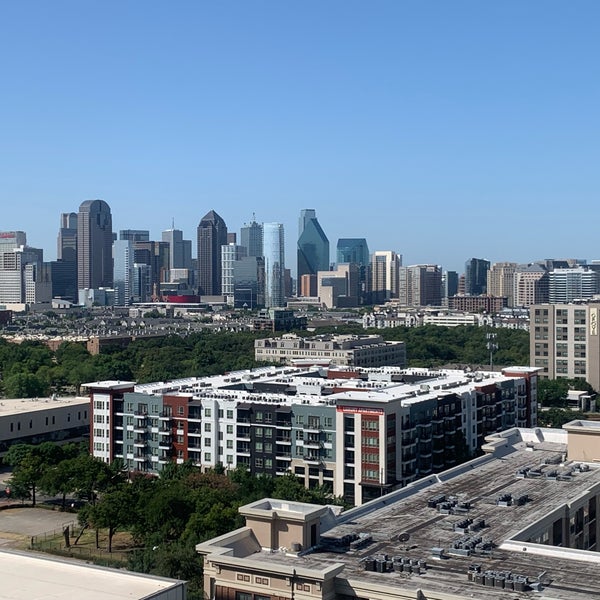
[486,332,498,371]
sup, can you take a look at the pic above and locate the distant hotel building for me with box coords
[254,334,406,367]
[87,364,537,505]
[531,302,600,390]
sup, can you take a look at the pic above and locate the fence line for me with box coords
[30,522,134,563]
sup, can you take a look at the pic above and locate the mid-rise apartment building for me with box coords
[86,364,537,506]
[530,302,600,389]
[254,334,406,367]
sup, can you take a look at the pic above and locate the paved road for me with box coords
[0,507,75,547]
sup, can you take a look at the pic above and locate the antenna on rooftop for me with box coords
[171,217,175,229]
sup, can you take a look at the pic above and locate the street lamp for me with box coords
[486,332,498,371]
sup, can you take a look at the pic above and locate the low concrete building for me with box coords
[198,423,600,600]
[0,395,89,458]
[0,548,185,599]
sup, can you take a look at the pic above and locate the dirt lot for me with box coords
[0,507,75,547]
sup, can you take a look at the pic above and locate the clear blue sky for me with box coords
[1,1,599,273]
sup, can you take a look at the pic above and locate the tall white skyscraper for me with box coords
[113,240,134,306]
[263,223,285,308]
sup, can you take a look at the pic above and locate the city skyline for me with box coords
[2,3,600,272]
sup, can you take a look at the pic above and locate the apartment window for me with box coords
[204,423,211,432]
[296,415,304,425]
[227,410,234,419]
[255,577,269,585]
[204,439,211,447]
[205,408,211,417]
[255,442,263,452]
[227,424,233,434]
[255,411,263,422]
[218,409,224,418]
[255,427,263,437]
[255,457,263,468]
[204,452,211,461]
[265,428,273,438]
[227,440,233,449]
[178,406,184,416]
[236,574,251,583]
[226,454,233,464]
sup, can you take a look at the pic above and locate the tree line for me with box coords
[0,330,267,397]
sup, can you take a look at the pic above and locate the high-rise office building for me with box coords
[263,222,285,308]
[57,214,78,262]
[0,231,27,254]
[133,241,170,299]
[297,209,329,278]
[464,257,490,295]
[197,210,228,296]
[233,256,265,309]
[162,227,192,273]
[337,238,370,304]
[548,268,599,303]
[487,262,517,306]
[77,199,114,290]
[336,238,369,266]
[113,240,134,306]
[54,214,78,301]
[221,243,247,305]
[240,216,263,258]
[371,250,401,303]
[443,270,459,300]
[398,264,442,307]
[513,264,548,307]
[119,230,150,243]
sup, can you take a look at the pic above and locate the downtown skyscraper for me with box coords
[297,209,329,278]
[77,199,113,291]
[263,222,285,307]
[197,210,228,296]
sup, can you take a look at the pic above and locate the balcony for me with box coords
[159,438,172,449]
[158,412,172,421]
[276,436,292,444]
[134,437,146,447]
[158,427,171,435]
[304,439,322,449]
[133,425,146,434]
[133,455,146,462]
[304,454,322,464]
[276,452,292,460]
[304,423,321,433]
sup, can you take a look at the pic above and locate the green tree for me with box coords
[84,487,133,552]
[5,443,63,505]
[538,408,586,428]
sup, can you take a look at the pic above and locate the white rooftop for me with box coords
[0,396,88,418]
[0,549,184,600]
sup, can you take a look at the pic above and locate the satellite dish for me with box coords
[398,532,410,542]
